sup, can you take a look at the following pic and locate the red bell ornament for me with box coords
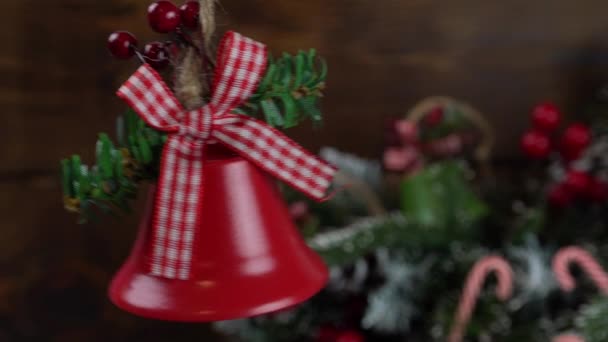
[109,31,336,321]
[110,146,329,321]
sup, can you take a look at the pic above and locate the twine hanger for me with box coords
[175,0,217,110]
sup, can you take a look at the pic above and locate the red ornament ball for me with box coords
[548,183,573,208]
[564,170,591,196]
[180,1,200,30]
[336,330,365,342]
[521,130,551,159]
[148,1,181,33]
[143,42,170,69]
[561,123,591,156]
[107,31,138,59]
[531,102,561,132]
[425,106,444,127]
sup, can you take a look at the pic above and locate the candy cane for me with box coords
[552,246,608,295]
[448,256,514,342]
[552,334,585,342]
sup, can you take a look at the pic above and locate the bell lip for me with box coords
[108,267,329,322]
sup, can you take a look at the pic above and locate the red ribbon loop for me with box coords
[117,31,337,280]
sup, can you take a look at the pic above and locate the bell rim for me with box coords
[108,267,329,322]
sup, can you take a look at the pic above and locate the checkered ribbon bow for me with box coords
[117,31,337,280]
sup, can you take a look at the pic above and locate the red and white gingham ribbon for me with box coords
[117,31,337,280]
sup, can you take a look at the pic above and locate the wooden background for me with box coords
[2,0,608,340]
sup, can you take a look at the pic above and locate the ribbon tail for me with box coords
[148,135,204,280]
[210,31,268,113]
[212,115,337,201]
[117,64,184,132]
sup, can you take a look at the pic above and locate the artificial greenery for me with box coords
[235,50,327,128]
[211,95,608,341]
[400,161,488,235]
[308,213,410,267]
[214,139,608,341]
[300,160,488,267]
[577,296,608,342]
[61,50,327,222]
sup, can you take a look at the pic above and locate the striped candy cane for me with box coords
[552,334,585,342]
[448,256,514,342]
[552,246,608,295]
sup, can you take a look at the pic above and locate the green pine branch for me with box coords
[577,296,608,342]
[61,51,327,222]
[307,210,485,267]
[307,213,408,266]
[234,49,327,128]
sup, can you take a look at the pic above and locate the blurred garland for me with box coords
[61,50,327,222]
[576,296,608,342]
[213,99,608,341]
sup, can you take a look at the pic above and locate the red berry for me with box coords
[548,183,573,208]
[564,170,591,196]
[289,201,310,222]
[336,330,365,342]
[425,106,444,127]
[180,1,200,30]
[148,1,181,33]
[143,42,170,69]
[315,325,339,342]
[586,178,608,202]
[384,119,402,147]
[383,147,419,172]
[164,40,181,58]
[107,31,137,59]
[531,102,561,132]
[395,120,419,144]
[427,134,463,157]
[521,130,551,159]
[560,123,591,157]
[559,144,583,163]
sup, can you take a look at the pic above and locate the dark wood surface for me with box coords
[2,0,608,339]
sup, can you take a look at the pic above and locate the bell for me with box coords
[109,145,329,322]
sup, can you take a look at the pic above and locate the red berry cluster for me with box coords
[520,102,591,162]
[520,103,606,208]
[548,170,608,208]
[382,105,475,175]
[107,1,200,69]
[424,106,444,127]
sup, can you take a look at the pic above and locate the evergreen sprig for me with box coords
[235,49,327,128]
[308,213,409,266]
[61,51,327,222]
[61,110,165,223]
[576,296,608,342]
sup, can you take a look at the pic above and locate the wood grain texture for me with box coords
[2,0,608,339]
[219,0,608,159]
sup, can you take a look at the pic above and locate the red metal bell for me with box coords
[109,145,329,322]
